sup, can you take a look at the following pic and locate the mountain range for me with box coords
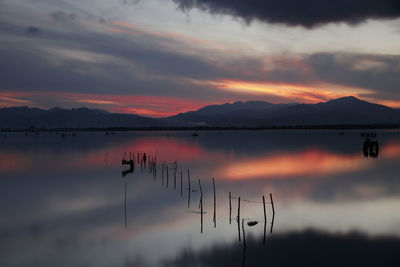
[1,96,399,129]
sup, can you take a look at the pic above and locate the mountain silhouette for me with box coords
[162,96,400,127]
[0,106,162,129]
[1,96,399,129]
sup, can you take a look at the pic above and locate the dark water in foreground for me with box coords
[1,130,400,266]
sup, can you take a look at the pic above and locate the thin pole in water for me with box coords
[237,197,241,242]
[263,195,267,245]
[174,171,176,190]
[187,170,191,208]
[229,192,232,224]
[198,179,203,234]
[180,170,183,197]
[212,177,216,228]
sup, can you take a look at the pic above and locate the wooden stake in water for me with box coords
[229,192,232,224]
[180,170,183,197]
[270,193,275,216]
[270,193,275,233]
[162,162,164,185]
[212,177,216,228]
[237,197,241,242]
[187,170,191,208]
[166,166,169,188]
[263,195,267,245]
[174,171,176,190]
[198,179,203,234]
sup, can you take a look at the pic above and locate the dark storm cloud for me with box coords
[0,22,235,99]
[305,53,400,99]
[50,11,77,22]
[0,21,275,99]
[172,0,400,27]
[1,20,399,101]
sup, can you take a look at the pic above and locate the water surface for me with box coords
[1,130,400,266]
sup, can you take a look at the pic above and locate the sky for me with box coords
[0,0,399,117]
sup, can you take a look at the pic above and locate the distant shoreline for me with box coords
[2,124,400,132]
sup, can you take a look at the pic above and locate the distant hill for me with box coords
[0,106,162,129]
[162,96,400,127]
[1,96,399,129]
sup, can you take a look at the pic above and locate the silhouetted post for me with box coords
[180,170,183,197]
[166,166,169,188]
[270,193,275,233]
[162,162,164,185]
[174,171,176,190]
[154,157,157,180]
[154,161,157,180]
[238,197,241,222]
[270,193,275,216]
[198,179,203,234]
[263,195,267,245]
[187,170,191,208]
[237,197,241,242]
[242,219,246,267]
[229,192,232,224]
[212,177,216,228]
[124,182,127,229]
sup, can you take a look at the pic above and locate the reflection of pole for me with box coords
[180,170,183,197]
[242,219,246,267]
[199,179,203,234]
[213,177,216,228]
[237,197,241,242]
[263,195,266,245]
[187,170,191,208]
[229,192,232,224]
[124,182,127,229]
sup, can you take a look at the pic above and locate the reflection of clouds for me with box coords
[381,141,400,159]
[276,197,400,236]
[220,149,369,180]
[220,141,400,181]
[2,132,400,266]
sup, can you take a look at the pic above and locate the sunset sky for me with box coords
[1,0,399,117]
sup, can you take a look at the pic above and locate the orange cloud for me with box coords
[210,80,351,104]
[0,92,32,107]
[77,99,117,105]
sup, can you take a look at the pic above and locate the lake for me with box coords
[1,129,400,266]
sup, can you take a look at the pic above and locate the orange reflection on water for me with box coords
[0,153,32,172]
[381,141,400,159]
[221,149,369,180]
[122,138,207,162]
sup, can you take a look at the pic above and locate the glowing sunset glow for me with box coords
[0,91,211,117]
[1,0,399,115]
[210,80,356,103]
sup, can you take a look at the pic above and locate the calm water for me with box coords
[1,130,400,266]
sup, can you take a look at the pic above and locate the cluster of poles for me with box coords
[121,151,276,265]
